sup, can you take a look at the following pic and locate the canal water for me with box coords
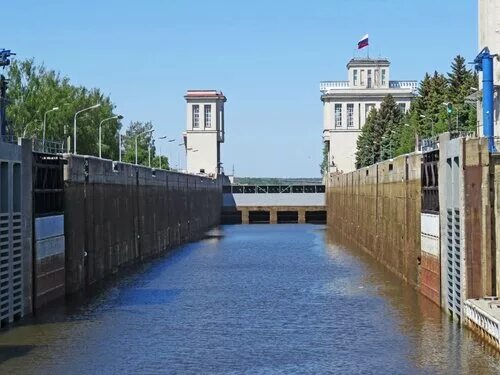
[0,225,499,374]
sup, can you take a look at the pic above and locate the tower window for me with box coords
[347,104,354,128]
[204,105,212,128]
[360,70,365,86]
[334,104,342,128]
[192,105,200,128]
[367,70,372,88]
[381,69,386,86]
[353,70,358,86]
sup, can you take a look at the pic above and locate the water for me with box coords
[0,225,499,374]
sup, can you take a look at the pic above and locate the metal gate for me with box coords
[0,151,23,325]
[32,152,65,310]
[445,156,462,318]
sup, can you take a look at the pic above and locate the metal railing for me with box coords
[32,139,64,154]
[320,80,418,91]
[0,135,17,144]
[388,80,418,90]
[223,185,326,194]
[320,81,349,91]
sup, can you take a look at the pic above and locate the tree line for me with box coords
[5,58,170,168]
[354,55,478,169]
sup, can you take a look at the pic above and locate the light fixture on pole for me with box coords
[73,103,101,154]
[42,107,59,150]
[99,115,123,158]
[135,129,154,165]
[157,135,167,169]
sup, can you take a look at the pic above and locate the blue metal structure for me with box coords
[475,47,497,152]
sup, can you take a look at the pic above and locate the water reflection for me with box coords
[0,224,498,374]
[326,228,500,374]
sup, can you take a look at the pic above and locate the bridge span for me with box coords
[221,184,326,224]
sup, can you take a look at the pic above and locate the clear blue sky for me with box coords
[1,0,477,177]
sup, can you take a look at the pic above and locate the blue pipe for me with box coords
[475,47,497,152]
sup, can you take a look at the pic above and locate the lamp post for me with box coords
[405,123,420,151]
[119,133,123,162]
[135,129,154,165]
[156,137,176,169]
[178,143,185,170]
[99,115,123,158]
[155,135,167,169]
[73,103,101,154]
[42,107,59,150]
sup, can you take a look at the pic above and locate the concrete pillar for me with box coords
[298,209,306,224]
[241,209,249,224]
[270,209,277,224]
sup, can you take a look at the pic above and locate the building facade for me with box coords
[478,0,500,136]
[321,58,416,173]
[184,90,226,177]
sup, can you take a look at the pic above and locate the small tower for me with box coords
[184,90,226,176]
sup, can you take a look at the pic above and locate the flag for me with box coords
[358,34,369,49]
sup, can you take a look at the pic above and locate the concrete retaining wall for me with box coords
[327,153,422,288]
[63,155,222,294]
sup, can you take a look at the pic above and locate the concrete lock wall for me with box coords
[0,139,32,325]
[327,135,499,315]
[63,155,222,294]
[327,153,422,288]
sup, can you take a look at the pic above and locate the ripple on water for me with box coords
[0,224,499,374]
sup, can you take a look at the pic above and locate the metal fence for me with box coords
[223,185,326,194]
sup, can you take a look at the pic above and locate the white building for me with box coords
[320,58,417,173]
[478,0,500,135]
[183,90,226,177]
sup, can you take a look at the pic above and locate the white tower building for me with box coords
[184,90,226,177]
[320,57,416,174]
[478,0,500,135]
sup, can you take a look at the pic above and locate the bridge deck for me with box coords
[222,184,326,224]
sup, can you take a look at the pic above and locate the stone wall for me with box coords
[63,155,222,294]
[327,153,422,289]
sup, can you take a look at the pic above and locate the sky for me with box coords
[1,0,477,177]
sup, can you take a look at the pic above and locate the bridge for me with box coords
[221,184,326,224]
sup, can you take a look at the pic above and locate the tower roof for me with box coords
[347,58,390,69]
[184,90,226,101]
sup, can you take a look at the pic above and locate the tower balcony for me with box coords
[320,80,418,93]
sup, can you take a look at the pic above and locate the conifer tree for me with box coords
[375,95,403,160]
[355,108,378,168]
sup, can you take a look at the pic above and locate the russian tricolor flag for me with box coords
[358,34,369,49]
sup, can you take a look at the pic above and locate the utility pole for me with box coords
[0,75,7,139]
[0,48,15,138]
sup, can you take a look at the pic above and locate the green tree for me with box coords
[6,58,120,158]
[355,108,378,168]
[121,121,168,168]
[375,95,403,160]
[447,55,478,132]
[320,141,329,175]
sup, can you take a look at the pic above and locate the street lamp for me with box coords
[154,137,176,169]
[156,135,167,169]
[135,129,154,165]
[99,115,123,158]
[42,107,59,150]
[73,103,101,154]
